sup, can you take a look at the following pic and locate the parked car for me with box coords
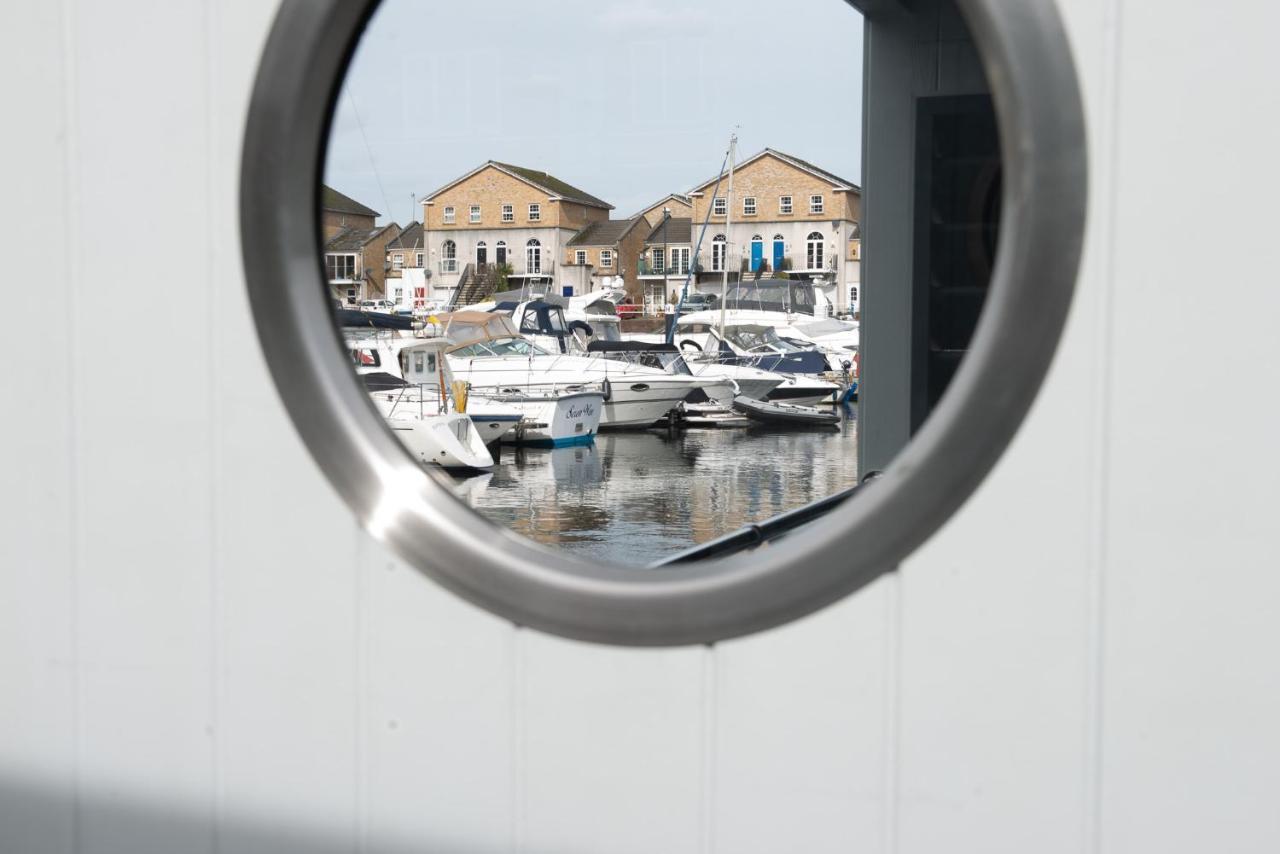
[680,292,718,309]
[360,299,396,313]
[614,301,642,319]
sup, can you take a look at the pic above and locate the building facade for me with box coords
[420,161,612,303]
[633,193,692,230]
[384,222,426,308]
[685,149,861,312]
[324,222,401,305]
[637,216,695,312]
[320,185,378,241]
[563,217,649,300]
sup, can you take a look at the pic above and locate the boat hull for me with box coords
[384,412,495,470]
[489,391,604,447]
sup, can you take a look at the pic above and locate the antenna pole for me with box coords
[719,134,737,341]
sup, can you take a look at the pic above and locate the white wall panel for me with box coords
[3,0,1280,852]
[518,635,705,854]
[0,2,76,852]
[1100,1,1280,851]
[67,1,216,850]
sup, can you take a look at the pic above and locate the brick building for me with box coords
[563,217,649,300]
[420,161,612,305]
[685,149,861,312]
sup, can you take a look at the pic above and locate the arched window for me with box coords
[806,232,824,271]
[526,238,542,274]
[476,240,487,267]
[711,234,727,272]
[442,239,457,274]
[750,235,764,272]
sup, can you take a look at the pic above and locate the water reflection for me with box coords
[450,409,858,565]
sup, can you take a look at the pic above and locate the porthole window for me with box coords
[241,0,1087,645]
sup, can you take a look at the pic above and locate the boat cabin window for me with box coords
[349,348,380,368]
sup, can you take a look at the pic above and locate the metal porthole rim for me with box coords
[239,0,1087,647]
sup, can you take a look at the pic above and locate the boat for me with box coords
[731,396,841,427]
[436,311,714,429]
[359,373,495,470]
[353,335,602,447]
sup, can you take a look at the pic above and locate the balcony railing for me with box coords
[515,258,555,276]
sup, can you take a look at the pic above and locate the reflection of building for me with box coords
[563,217,648,301]
[685,149,861,312]
[321,185,400,304]
[419,161,612,305]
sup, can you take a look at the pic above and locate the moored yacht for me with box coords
[436,311,717,428]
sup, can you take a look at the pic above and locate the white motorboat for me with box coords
[436,311,715,429]
[360,372,495,470]
[353,335,601,447]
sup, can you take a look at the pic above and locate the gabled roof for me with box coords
[325,224,397,252]
[421,161,613,210]
[642,217,693,245]
[567,217,646,247]
[630,193,692,219]
[387,222,423,250]
[321,185,381,218]
[687,148,861,195]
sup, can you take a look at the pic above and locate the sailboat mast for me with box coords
[719,134,737,340]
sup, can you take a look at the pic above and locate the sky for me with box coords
[324,0,864,226]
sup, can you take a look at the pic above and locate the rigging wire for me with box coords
[344,86,394,223]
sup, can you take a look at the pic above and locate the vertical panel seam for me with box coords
[511,625,525,854]
[204,0,222,850]
[700,645,719,854]
[58,0,82,849]
[882,573,901,854]
[1084,2,1125,853]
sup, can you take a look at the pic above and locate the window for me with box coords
[526,238,542,273]
[528,203,541,221]
[495,240,507,264]
[600,249,613,268]
[713,197,727,216]
[670,247,689,275]
[501,204,514,222]
[441,239,457,273]
[575,250,587,265]
[415,252,424,267]
[391,253,403,271]
[652,248,665,273]
[470,205,481,223]
[326,253,356,281]
[806,231,825,270]
[743,197,757,216]
[443,205,455,224]
[779,195,793,215]
[711,235,727,271]
[809,194,824,214]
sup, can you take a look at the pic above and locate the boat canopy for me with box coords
[434,311,524,351]
[723,280,819,315]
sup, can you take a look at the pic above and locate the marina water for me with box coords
[449,406,858,566]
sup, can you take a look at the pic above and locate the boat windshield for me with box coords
[725,325,806,354]
[723,280,817,315]
[592,319,622,342]
[450,337,549,358]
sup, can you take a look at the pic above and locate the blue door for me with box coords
[751,238,763,271]
[773,238,785,271]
